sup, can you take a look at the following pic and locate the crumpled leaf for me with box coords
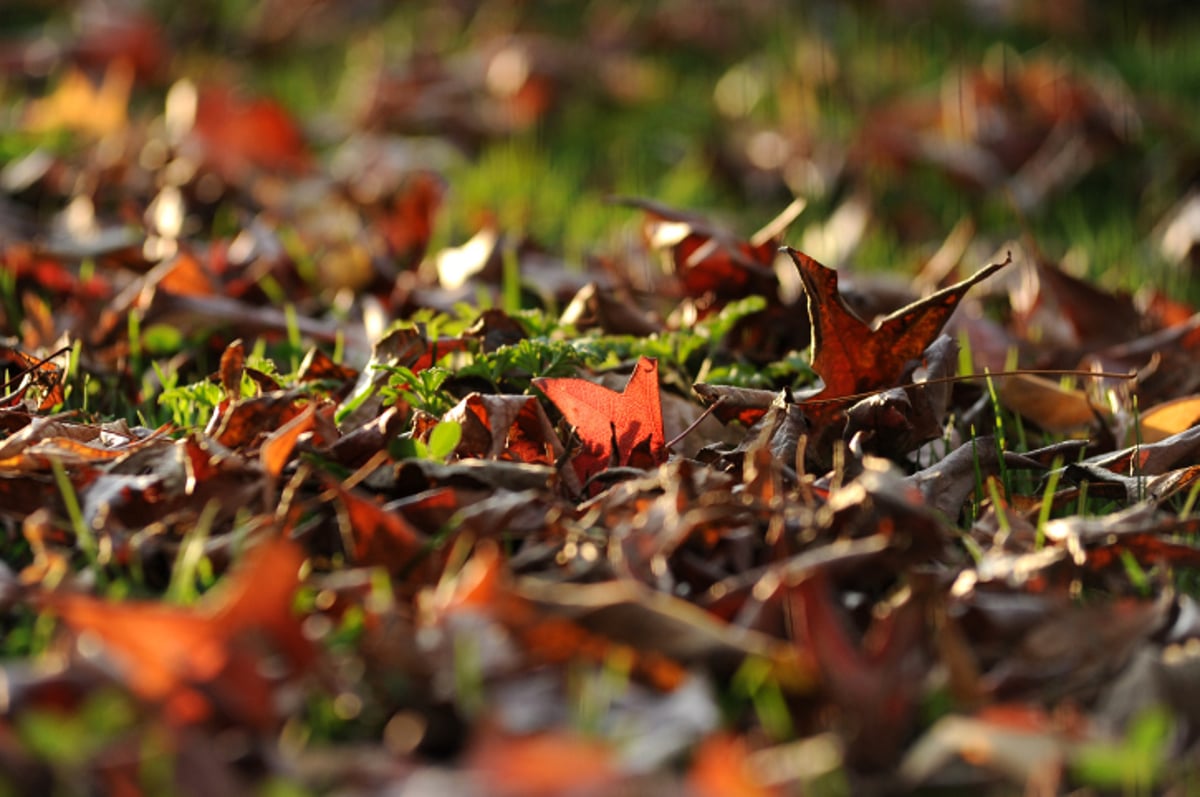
[205,389,308,450]
[516,572,815,689]
[427,542,692,691]
[560,282,663,337]
[843,334,959,459]
[443,392,563,463]
[0,343,68,412]
[625,196,789,312]
[692,383,780,427]
[907,437,1085,522]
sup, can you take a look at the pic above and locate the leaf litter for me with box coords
[3,2,1200,795]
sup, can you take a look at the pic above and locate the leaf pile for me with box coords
[3,2,1200,795]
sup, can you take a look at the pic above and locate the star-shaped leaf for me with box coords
[534,356,667,488]
[786,247,1010,431]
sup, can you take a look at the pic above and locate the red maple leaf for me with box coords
[534,356,667,488]
[786,247,1010,431]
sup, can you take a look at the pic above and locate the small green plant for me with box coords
[383,366,453,416]
[388,419,463,462]
[455,338,585,392]
[17,690,139,768]
[158,377,223,430]
[729,656,796,743]
[1072,706,1172,793]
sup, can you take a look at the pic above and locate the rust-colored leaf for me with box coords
[327,479,428,575]
[217,338,245,400]
[260,402,316,477]
[628,197,787,311]
[786,247,1009,431]
[206,390,306,450]
[296,347,358,385]
[444,392,562,463]
[0,344,67,412]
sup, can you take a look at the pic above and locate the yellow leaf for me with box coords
[1137,394,1200,444]
[24,61,132,138]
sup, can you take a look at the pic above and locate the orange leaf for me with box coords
[260,403,316,476]
[42,538,312,728]
[688,734,780,797]
[996,374,1097,433]
[328,479,428,574]
[207,391,306,450]
[470,730,619,797]
[534,356,666,488]
[0,344,67,412]
[1138,394,1200,444]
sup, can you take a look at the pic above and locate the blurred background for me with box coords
[2,0,1198,307]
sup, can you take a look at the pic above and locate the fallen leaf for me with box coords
[1137,394,1200,444]
[327,479,429,577]
[627,196,787,312]
[205,390,307,450]
[443,393,563,463]
[534,356,667,489]
[560,282,664,337]
[470,728,619,797]
[23,62,132,137]
[843,334,959,459]
[40,538,313,728]
[996,373,1097,433]
[260,403,317,476]
[688,734,782,797]
[692,383,780,427]
[0,344,67,412]
[431,542,696,691]
[787,247,1010,435]
[188,84,313,180]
